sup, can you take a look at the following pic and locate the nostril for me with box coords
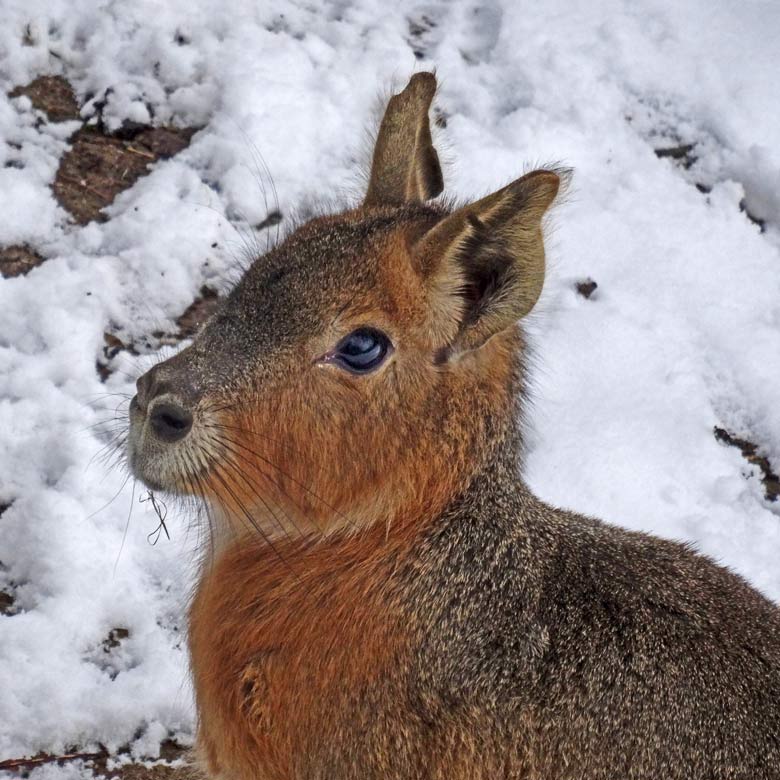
[149,402,193,443]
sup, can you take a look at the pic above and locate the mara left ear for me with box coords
[413,169,560,355]
[364,72,444,208]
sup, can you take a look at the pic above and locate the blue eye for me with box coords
[332,328,392,373]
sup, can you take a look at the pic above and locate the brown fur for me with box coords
[127,73,780,778]
[364,72,443,207]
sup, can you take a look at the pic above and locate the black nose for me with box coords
[149,402,193,443]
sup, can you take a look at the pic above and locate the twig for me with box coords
[141,490,171,544]
[0,749,107,772]
[125,145,155,159]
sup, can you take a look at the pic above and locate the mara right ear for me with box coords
[413,169,561,356]
[363,72,444,208]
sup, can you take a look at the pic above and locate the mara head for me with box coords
[127,72,560,538]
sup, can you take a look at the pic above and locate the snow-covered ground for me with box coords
[1,0,779,770]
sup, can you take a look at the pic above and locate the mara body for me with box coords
[127,73,780,778]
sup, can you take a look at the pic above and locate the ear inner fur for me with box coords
[364,72,444,207]
[414,170,559,354]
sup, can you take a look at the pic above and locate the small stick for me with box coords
[126,145,155,159]
[0,749,107,772]
[141,490,171,545]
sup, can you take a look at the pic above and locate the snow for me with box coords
[1,0,779,769]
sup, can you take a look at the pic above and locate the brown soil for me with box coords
[575,278,598,299]
[89,741,200,780]
[0,590,15,616]
[654,142,696,169]
[714,426,780,502]
[7,75,198,226]
[5,75,215,382]
[9,75,80,122]
[0,245,45,278]
[53,125,198,225]
[96,760,200,780]
[174,286,221,339]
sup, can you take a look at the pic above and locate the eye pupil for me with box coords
[333,328,391,373]
[343,332,375,356]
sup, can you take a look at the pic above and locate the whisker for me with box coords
[87,470,132,520]
[86,432,125,469]
[97,436,129,478]
[211,436,311,541]
[217,442,326,538]
[208,465,302,583]
[201,419,304,461]
[85,391,133,399]
[81,418,127,433]
[213,452,299,542]
[113,479,137,575]
[189,468,217,570]
[212,430,354,530]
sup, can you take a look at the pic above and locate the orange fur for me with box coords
[190,527,411,779]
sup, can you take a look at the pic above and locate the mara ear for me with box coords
[413,169,560,355]
[363,72,444,208]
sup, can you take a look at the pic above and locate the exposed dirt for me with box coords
[174,286,221,339]
[254,209,283,232]
[654,142,696,169]
[102,627,130,652]
[95,759,200,780]
[7,75,198,226]
[0,245,45,278]
[90,741,198,780]
[53,125,198,225]
[576,278,598,299]
[97,332,136,382]
[9,75,80,122]
[714,426,780,502]
[6,75,212,378]
[0,590,15,616]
